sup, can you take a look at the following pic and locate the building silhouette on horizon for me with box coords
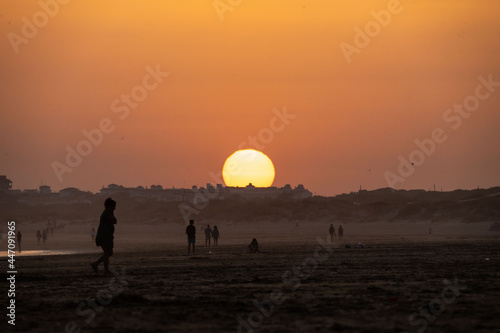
[1,175,312,202]
[99,182,312,201]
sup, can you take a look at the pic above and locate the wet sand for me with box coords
[2,232,499,333]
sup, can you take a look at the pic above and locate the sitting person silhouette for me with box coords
[248,238,259,253]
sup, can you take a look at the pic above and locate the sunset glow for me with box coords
[1,1,499,195]
[222,149,275,188]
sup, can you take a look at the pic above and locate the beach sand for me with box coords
[1,221,499,332]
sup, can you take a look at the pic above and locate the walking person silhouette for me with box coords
[91,198,117,275]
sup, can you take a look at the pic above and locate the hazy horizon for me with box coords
[4,177,500,197]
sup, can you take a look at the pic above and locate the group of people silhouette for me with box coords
[185,221,221,255]
[1,220,64,254]
[90,198,346,274]
[204,224,220,246]
[329,223,344,241]
[36,229,49,245]
[36,220,64,247]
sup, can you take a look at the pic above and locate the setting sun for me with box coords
[222,149,275,187]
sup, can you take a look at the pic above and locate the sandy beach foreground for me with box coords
[1,235,499,333]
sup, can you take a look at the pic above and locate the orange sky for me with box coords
[1,0,499,196]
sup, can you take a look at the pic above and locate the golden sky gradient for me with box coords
[1,0,499,195]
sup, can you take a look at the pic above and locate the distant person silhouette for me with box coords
[91,198,117,275]
[205,225,213,247]
[248,238,259,253]
[17,231,22,253]
[42,229,47,244]
[37,230,42,245]
[329,224,336,241]
[338,225,344,240]
[212,225,220,246]
[91,227,96,242]
[429,228,432,235]
[186,219,196,255]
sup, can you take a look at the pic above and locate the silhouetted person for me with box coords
[42,229,47,244]
[338,225,344,240]
[91,198,117,275]
[329,224,336,241]
[17,231,22,253]
[205,224,212,246]
[212,226,220,246]
[37,230,42,245]
[248,238,259,253]
[91,227,96,242]
[186,219,196,255]
[429,228,432,235]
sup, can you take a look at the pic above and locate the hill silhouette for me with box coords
[1,187,499,226]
